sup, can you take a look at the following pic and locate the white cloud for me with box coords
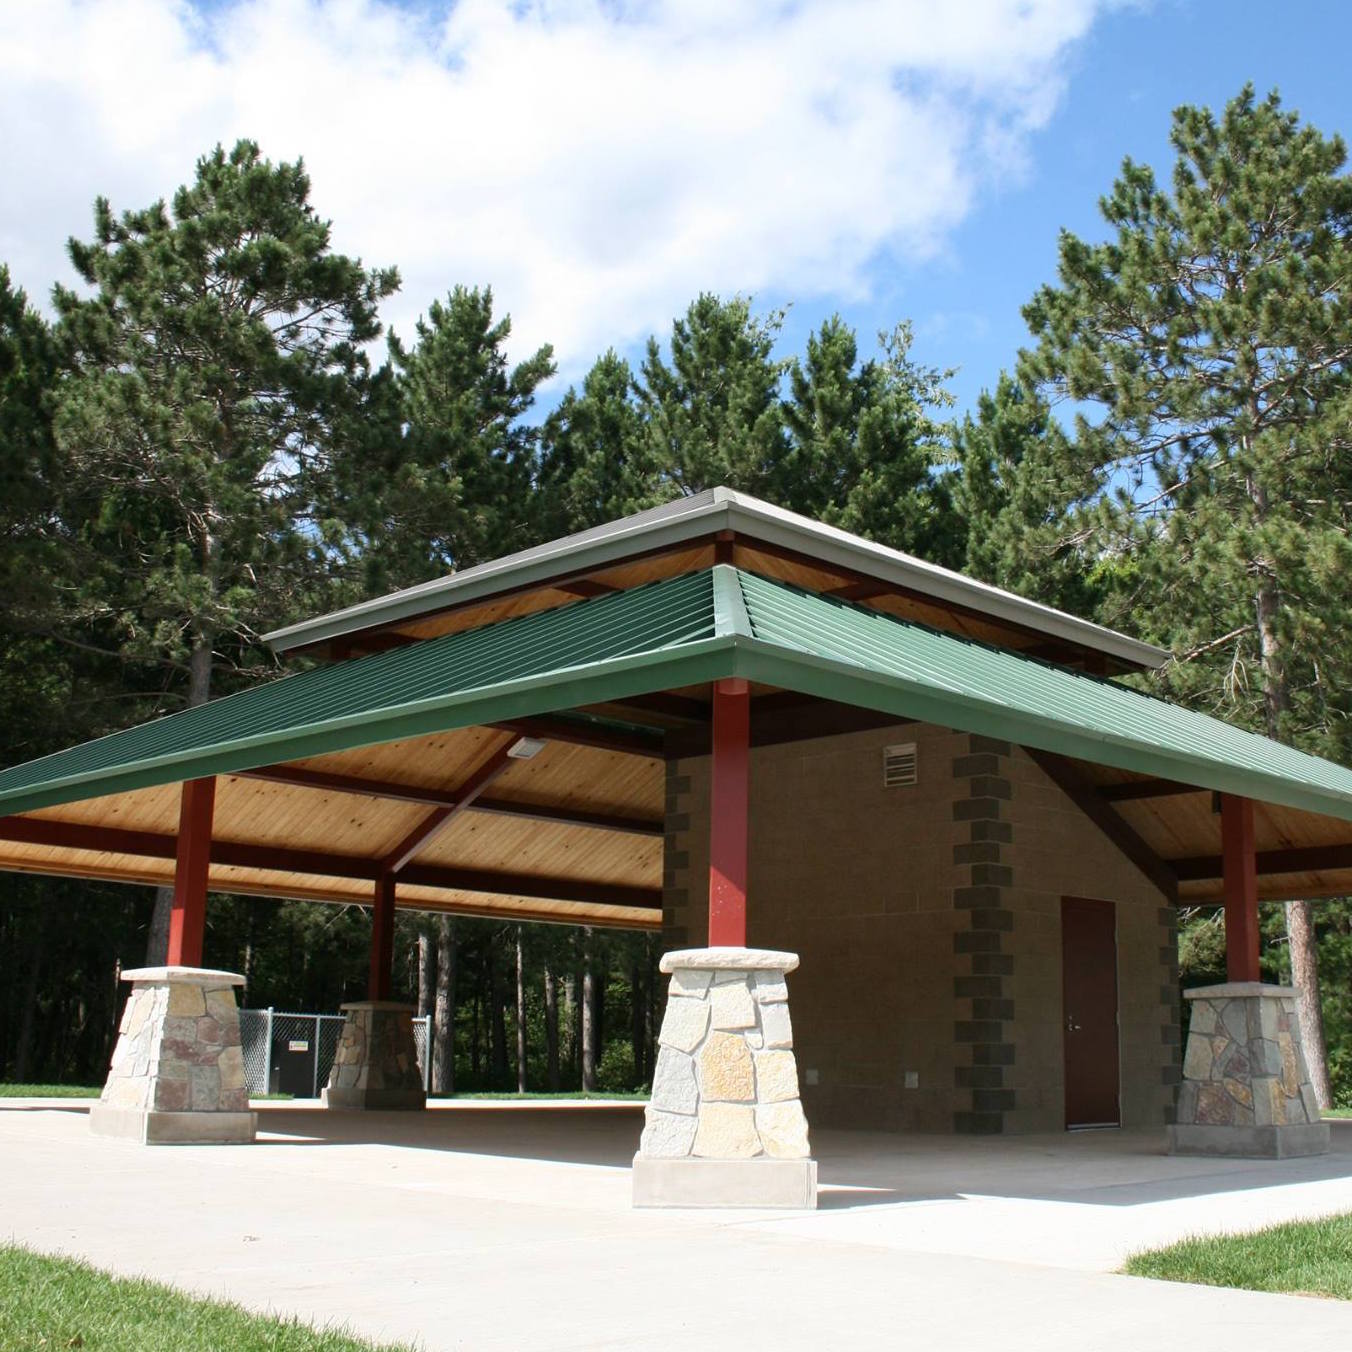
[0,0,1105,379]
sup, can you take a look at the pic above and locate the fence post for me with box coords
[311,1013,321,1100]
[264,1006,275,1096]
[423,1015,432,1093]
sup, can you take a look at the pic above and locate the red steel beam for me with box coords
[166,777,216,967]
[707,677,750,947]
[382,740,517,874]
[1221,794,1261,982]
[0,814,661,909]
[370,873,396,1000]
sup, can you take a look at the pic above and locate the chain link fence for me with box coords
[239,1008,432,1098]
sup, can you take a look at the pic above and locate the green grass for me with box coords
[1124,1213,1352,1300]
[0,1083,101,1098]
[0,1245,416,1351]
[430,1089,648,1100]
[1325,1108,1352,1119]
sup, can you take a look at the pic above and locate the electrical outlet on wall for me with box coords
[903,1071,919,1089]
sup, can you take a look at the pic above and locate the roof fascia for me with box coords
[0,636,738,818]
[726,638,1352,826]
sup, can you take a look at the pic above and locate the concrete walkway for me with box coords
[4,1100,1352,1350]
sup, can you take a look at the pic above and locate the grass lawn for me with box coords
[0,1245,416,1351]
[0,1083,101,1098]
[435,1089,648,1101]
[1124,1213,1352,1300]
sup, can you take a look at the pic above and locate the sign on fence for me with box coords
[238,1009,432,1098]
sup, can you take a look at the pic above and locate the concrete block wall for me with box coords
[663,720,1179,1135]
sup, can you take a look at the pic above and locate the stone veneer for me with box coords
[633,948,817,1208]
[90,966,256,1145]
[1169,982,1329,1158]
[322,1001,426,1110]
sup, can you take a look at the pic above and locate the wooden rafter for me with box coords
[492,715,663,757]
[1098,778,1203,803]
[232,763,661,837]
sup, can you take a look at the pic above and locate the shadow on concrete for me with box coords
[11,1097,1352,1214]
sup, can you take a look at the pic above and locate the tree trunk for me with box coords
[544,958,560,1091]
[145,641,214,964]
[562,971,577,1084]
[630,959,645,1085]
[13,911,46,1082]
[1248,473,1330,1105]
[432,917,455,1094]
[417,930,434,1019]
[489,937,508,1087]
[581,928,597,1093]
[1287,899,1331,1106]
[515,926,527,1095]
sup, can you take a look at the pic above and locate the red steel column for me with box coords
[1221,794,1260,982]
[166,777,216,967]
[708,677,750,947]
[369,874,397,1000]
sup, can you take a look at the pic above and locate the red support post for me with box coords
[1221,794,1260,982]
[369,874,397,1001]
[166,777,216,967]
[708,677,750,947]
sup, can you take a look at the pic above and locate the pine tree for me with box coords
[782,317,963,565]
[353,286,555,592]
[534,349,663,540]
[638,293,788,496]
[53,140,398,960]
[1020,86,1352,1101]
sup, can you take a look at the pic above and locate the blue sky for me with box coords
[760,0,1352,418]
[1,1,1348,421]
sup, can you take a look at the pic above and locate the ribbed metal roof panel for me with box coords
[0,570,722,813]
[734,569,1352,822]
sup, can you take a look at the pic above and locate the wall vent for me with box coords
[883,742,918,788]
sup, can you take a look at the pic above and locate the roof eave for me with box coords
[264,487,1168,672]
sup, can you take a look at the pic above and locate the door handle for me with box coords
[1066,1015,1081,1033]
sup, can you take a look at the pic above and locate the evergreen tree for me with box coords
[534,349,662,540]
[53,139,399,959]
[353,286,555,592]
[1020,86,1352,1100]
[638,293,788,496]
[782,317,963,566]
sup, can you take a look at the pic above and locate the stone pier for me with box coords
[1169,982,1329,1159]
[90,966,256,1145]
[633,948,816,1208]
[322,1001,426,1110]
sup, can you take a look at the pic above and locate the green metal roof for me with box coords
[3,565,1352,825]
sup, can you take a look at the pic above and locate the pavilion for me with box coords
[0,488,1349,1190]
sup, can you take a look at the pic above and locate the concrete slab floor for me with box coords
[3,1100,1352,1350]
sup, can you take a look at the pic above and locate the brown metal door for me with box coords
[1061,896,1120,1129]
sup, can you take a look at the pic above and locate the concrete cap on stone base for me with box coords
[660,947,799,974]
[120,966,245,986]
[1183,982,1297,1000]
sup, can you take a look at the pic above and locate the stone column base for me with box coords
[1169,982,1328,1159]
[92,966,256,1146]
[321,1001,426,1111]
[1167,1121,1329,1159]
[632,1155,818,1208]
[633,947,817,1209]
